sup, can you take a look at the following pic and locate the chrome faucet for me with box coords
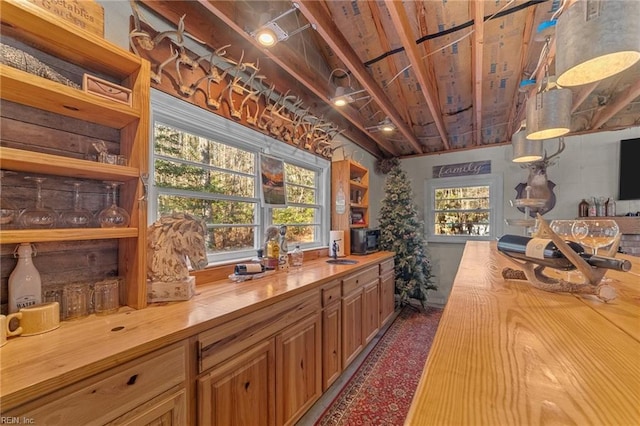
[332,239,340,260]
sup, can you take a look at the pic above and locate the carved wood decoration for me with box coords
[500,214,623,302]
[128,3,336,160]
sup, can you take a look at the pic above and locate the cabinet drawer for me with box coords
[4,342,187,425]
[322,280,341,306]
[343,266,378,295]
[380,258,395,275]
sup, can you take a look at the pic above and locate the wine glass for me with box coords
[574,219,619,255]
[549,220,576,242]
[18,176,57,228]
[97,181,129,228]
[59,181,93,228]
[0,170,19,227]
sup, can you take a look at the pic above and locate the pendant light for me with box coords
[556,0,640,87]
[526,76,572,140]
[512,122,543,163]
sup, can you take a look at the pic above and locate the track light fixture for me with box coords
[366,116,396,133]
[328,68,368,107]
[251,4,315,48]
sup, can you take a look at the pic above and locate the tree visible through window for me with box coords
[426,175,502,242]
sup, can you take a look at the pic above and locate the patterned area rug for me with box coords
[315,305,443,426]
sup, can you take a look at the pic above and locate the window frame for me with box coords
[425,174,503,243]
[149,89,330,264]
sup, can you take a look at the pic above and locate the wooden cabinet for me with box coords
[276,313,322,426]
[197,290,321,426]
[2,342,187,425]
[0,0,150,308]
[342,285,364,367]
[379,258,396,326]
[321,281,342,390]
[198,340,276,426]
[331,159,369,255]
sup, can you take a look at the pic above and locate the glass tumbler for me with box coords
[93,279,119,315]
[63,283,89,320]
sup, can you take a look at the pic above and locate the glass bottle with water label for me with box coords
[8,243,42,313]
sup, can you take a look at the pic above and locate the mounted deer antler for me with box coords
[516,138,565,217]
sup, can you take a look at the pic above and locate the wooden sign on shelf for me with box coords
[26,0,104,37]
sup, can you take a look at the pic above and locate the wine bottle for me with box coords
[234,263,265,275]
[497,235,631,272]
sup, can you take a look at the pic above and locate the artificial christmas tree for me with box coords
[378,159,436,306]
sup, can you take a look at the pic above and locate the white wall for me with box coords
[403,127,640,306]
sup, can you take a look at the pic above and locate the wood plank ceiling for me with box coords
[139,0,640,159]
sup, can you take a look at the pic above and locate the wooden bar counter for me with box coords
[406,241,640,425]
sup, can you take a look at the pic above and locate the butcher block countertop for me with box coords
[0,251,393,411]
[406,241,640,425]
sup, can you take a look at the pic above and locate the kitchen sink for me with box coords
[326,259,359,265]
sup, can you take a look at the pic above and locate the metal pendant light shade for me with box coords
[512,128,543,163]
[556,0,640,87]
[526,87,572,140]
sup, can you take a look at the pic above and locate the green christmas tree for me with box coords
[378,159,436,306]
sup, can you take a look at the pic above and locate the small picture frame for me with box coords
[82,73,132,106]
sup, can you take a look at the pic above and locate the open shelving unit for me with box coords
[331,159,369,255]
[0,0,150,309]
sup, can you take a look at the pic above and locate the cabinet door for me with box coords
[322,302,342,391]
[276,313,322,426]
[342,289,364,367]
[198,340,275,426]
[363,279,380,344]
[106,388,187,426]
[380,270,396,326]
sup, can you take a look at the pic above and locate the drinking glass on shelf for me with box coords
[573,219,619,255]
[0,170,19,227]
[18,176,57,229]
[97,181,129,228]
[59,181,93,228]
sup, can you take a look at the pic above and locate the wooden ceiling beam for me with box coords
[506,6,536,138]
[591,79,640,129]
[471,0,484,146]
[296,0,424,155]
[367,2,412,128]
[384,0,450,151]
[571,82,599,113]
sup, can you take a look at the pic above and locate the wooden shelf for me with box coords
[1,0,141,78]
[0,228,139,244]
[0,147,140,181]
[0,65,140,129]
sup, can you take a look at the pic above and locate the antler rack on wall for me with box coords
[128,1,341,159]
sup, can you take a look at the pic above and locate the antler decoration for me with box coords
[127,0,339,159]
[500,214,620,302]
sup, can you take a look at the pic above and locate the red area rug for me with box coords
[315,305,443,426]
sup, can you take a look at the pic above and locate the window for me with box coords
[425,174,503,243]
[150,90,330,264]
